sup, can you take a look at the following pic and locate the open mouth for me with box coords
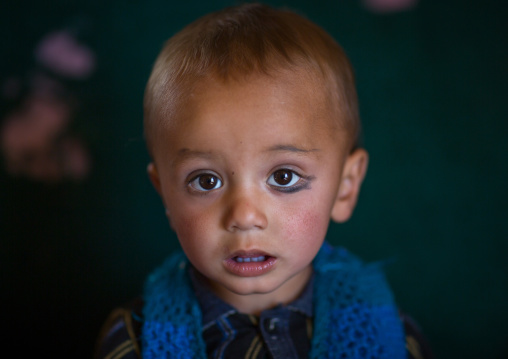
[224,252,276,277]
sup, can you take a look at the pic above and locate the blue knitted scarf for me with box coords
[141,243,407,358]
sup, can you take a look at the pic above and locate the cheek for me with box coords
[172,214,199,238]
[282,207,329,250]
[171,212,214,272]
[169,204,213,249]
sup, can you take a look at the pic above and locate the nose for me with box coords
[224,190,268,232]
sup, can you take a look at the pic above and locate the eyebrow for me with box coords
[266,145,320,153]
[176,148,213,159]
[172,145,319,166]
[171,148,214,166]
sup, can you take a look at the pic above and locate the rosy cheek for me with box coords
[283,209,328,250]
[173,201,221,240]
[171,216,208,268]
[170,209,205,243]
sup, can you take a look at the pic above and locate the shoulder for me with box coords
[94,298,144,359]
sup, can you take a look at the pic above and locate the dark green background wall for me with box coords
[1,1,507,358]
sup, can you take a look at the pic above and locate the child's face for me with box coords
[149,71,365,313]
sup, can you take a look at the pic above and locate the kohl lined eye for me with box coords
[189,173,223,191]
[267,169,301,188]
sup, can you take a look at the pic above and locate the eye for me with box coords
[189,173,223,192]
[267,169,301,188]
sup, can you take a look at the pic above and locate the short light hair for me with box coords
[144,3,360,153]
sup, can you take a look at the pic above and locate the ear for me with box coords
[147,162,174,228]
[147,162,162,196]
[331,148,369,223]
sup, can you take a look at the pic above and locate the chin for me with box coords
[224,277,285,296]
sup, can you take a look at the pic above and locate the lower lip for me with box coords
[223,256,277,277]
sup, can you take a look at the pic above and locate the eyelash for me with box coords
[188,172,223,193]
[186,169,312,193]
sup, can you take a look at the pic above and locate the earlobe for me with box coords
[331,148,369,223]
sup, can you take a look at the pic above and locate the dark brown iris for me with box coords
[273,169,292,185]
[199,175,218,190]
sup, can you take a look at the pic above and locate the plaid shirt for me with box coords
[191,270,313,358]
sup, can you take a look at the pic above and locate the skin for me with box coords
[148,70,368,315]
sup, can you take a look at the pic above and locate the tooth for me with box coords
[235,255,267,263]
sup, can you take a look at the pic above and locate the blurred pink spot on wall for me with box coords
[1,92,91,182]
[61,137,91,180]
[362,0,418,13]
[35,31,96,79]
[2,95,70,155]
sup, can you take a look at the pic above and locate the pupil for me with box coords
[199,175,217,189]
[274,170,292,185]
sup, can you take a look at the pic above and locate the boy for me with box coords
[96,3,431,358]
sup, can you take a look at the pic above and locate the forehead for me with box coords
[193,70,337,128]
[151,69,348,162]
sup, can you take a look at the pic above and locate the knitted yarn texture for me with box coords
[142,243,406,358]
[310,244,406,358]
[142,252,206,358]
